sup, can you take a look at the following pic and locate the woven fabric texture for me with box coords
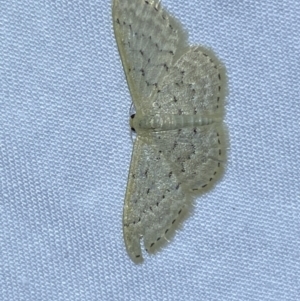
[1,1,299,300]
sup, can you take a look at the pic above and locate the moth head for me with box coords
[130,114,136,132]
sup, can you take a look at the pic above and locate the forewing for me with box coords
[153,46,226,115]
[112,0,185,112]
[151,123,226,193]
[123,135,191,263]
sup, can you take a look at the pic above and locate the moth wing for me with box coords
[151,123,226,194]
[113,0,186,112]
[123,135,191,262]
[153,46,226,115]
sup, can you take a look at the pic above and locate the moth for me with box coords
[113,0,226,263]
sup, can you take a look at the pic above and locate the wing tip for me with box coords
[123,226,144,263]
[124,199,194,263]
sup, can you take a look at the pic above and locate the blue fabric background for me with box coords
[1,0,299,300]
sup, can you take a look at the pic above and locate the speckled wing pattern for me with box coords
[113,0,226,263]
